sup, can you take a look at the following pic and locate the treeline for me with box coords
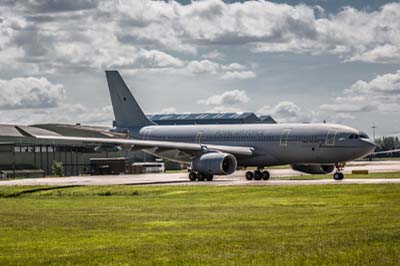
[375,136,400,152]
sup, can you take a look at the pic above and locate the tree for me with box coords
[375,136,400,151]
[51,161,64,177]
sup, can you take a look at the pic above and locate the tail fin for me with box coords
[106,70,154,129]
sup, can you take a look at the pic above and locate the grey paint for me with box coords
[106,71,154,129]
[136,123,375,167]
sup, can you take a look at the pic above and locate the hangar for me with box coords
[0,124,132,178]
[0,112,275,178]
[147,112,276,125]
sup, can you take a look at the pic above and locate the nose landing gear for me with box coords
[333,163,346,180]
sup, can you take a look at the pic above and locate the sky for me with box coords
[0,0,399,137]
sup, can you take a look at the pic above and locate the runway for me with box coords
[1,160,399,187]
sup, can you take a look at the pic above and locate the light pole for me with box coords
[371,126,376,142]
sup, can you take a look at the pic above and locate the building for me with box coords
[258,115,277,124]
[147,112,276,125]
[0,124,131,178]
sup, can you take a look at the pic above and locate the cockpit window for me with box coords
[349,132,369,139]
[359,132,369,139]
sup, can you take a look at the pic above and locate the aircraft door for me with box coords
[280,129,291,146]
[196,131,204,143]
[325,130,337,145]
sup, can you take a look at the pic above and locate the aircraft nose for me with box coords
[361,138,376,155]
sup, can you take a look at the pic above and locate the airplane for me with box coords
[29,70,377,181]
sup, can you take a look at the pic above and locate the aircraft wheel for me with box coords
[205,175,214,181]
[197,173,205,181]
[245,171,254,180]
[333,172,344,180]
[254,170,262,180]
[262,171,270,180]
[189,172,197,181]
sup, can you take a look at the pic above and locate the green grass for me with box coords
[274,171,400,180]
[0,185,399,266]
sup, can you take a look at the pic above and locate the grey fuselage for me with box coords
[126,123,376,167]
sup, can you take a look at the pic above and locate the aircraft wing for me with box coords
[32,135,254,157]
[372,149,400,155]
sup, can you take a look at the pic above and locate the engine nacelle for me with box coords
[192,153,237,175]
[291,164,335,175]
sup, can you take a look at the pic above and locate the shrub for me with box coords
[52,161,64,177]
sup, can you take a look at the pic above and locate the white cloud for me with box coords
[0,77,64,109]
[79,105,114,125]
[0,104,114,126]
[320,70,400,114]
[258,101,308,123]
[2,0,399,76]
[185,59,254,79]
[206,106,243,113]
[220,71,256,80]
[0,9,26,47]
[348,44,400,64]
[186,59,220,74]
[106,0,400,63]
[202,50,223,60]
[221,63,246,71]
[198,89,249,106]
[133,50,184,68]
[159,107,177,114]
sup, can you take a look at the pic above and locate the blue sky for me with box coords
[0,0,399,136]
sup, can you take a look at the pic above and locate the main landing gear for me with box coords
[333,162,345,180]
[245,168,270,181]
[189,172,214,182]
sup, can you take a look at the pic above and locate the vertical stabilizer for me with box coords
[106,70,154,129]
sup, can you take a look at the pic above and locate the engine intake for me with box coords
[291,164,335,175]
[192,153,237,175]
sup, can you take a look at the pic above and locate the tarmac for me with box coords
[1,160,400,187]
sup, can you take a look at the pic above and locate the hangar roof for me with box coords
[0,125,60,138]
[258,115,277,124]
[0,125,24,137]
[147,112,276,125]
[148,112,257,121]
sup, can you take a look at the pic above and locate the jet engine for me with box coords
[192,153,237,175]
[291,164,335,175]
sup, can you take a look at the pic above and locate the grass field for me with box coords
[274,171,400,180]
[1,185,400,266]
